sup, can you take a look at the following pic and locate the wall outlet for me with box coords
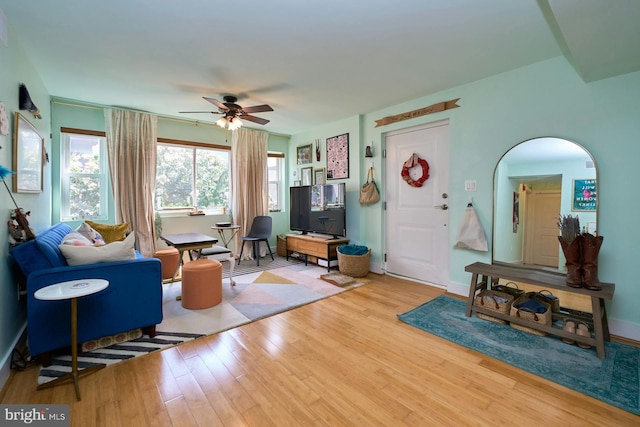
[465,180,477,192]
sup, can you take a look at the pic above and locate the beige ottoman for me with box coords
[181,259,222,309]
[154,248,180,281]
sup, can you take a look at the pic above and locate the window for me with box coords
[155,141,230,212]
[268,153,284,212]
[60,131,109,221]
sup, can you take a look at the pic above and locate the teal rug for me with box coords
[397,295,640,416]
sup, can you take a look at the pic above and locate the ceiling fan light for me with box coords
[215,117,227,128]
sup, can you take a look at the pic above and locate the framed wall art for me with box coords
[326,133,349,179]
[297,144,312,165]
[301,167,313,186]
[572,178,597,211]
[314,168,326,185]
[13,112,44,193]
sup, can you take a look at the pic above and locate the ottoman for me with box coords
[181,259,222,309]
[154,247,180,281]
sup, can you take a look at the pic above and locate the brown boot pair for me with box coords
[558,233,603,291]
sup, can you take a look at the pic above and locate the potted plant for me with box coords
[557,215,582,287]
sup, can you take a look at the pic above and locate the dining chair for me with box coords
[237,216,274,266]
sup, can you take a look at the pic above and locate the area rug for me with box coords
[158,265,363,335]
[38,331,203,385]
[397,295,640,416]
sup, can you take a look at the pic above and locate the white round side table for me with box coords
[35,278,109,401]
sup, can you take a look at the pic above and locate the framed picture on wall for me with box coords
[13,112,44,193]
[572,179,597,211]
[314,168,326,185]
[297,144,312,165]
[301,167,313,186]
[326,133,349,179]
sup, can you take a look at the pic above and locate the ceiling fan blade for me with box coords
[179,111,222,114]
[240,114,270,125]
[242,104,274,114]
[203,97,229,111]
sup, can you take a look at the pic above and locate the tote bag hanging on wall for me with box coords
[359,167,380,205]
[454,204,488,251]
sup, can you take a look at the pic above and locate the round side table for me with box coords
[35,278,109,401]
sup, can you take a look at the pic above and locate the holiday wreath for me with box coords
[401,153,430,187]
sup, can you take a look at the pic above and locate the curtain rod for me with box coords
[50,99,292,137]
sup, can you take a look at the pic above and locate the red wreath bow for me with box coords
[401,153,430,187]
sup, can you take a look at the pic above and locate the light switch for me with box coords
[465,180,477,192]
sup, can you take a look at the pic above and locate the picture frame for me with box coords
[13,112,44,193]
[326,133,349,179]
[301,166,313,186]
[314,168,326,185]
[297,144,312,165]
[572,178,597,211]
[293,180,301,187]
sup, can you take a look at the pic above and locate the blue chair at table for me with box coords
[238,216,274,266]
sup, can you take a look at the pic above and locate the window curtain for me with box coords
[104,109,158,257]
[231,127,269,260]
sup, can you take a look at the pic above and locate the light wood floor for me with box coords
[1,273,638,426]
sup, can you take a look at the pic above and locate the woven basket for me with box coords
[493,281,525,298]
[510,295,552,336]
[337,249,371,277]
[474,290,515,324]
[277,235,287,257]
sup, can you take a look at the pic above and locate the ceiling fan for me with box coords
[180,95,273,129]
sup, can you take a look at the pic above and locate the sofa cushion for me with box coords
[76,222,106,245]
[11,223,72,276]
[85,220,129,243]
[59,232,136,266]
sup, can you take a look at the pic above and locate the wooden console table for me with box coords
[286,234,349,272]
[465,262,615,359]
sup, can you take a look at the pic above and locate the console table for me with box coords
[464,262,615,359]
[286,234,349,272]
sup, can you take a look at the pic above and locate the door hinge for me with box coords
[383,201,387,210]
[384,253,387,262]
[382,149,387,158]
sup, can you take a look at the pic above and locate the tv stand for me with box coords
[286,234,349,272]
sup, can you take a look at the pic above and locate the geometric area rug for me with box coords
[397,295,640,416]
[39,264,362,385]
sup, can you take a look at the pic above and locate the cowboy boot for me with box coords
[582,233,603,291]
[558,235,583,287]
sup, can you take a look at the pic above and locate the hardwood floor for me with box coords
[1,273,638,426]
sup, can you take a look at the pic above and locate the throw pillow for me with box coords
[59,232,136,266]
[76,222,106,246]
[85,220,129,243]
[61,231,94,246]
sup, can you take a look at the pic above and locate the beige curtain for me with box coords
[231,127,269,260]
[104,109,158,257]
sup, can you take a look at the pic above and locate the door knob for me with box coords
[435,204,448,210]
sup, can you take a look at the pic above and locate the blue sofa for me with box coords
[11,223,163,362]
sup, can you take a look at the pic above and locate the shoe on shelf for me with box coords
[576,321,592,349]
[562,319,576,344]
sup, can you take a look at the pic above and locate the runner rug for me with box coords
[38,264,364,385]
[397,295,640,416]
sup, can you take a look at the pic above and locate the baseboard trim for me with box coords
[0,322,28,396]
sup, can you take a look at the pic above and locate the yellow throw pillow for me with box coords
[85,220,130,243]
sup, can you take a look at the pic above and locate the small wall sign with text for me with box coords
[572,179,597,211]
[374,98,460,128]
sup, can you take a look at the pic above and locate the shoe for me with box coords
[576,321,592,349]
[562,319,576,344]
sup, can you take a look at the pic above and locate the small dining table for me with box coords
[160,233,218,280]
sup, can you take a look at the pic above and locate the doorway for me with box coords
[384,121,450,286]
[523,190,561,268]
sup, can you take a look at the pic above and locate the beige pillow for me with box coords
[59,232,136,266]
[85,220,129,243]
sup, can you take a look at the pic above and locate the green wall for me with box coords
[0,24,51,384]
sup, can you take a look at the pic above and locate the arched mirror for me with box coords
[493,137,597,272]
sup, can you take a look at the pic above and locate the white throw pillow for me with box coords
[61,231,94,246]
[76,222,107,246]
[59,232,136,266]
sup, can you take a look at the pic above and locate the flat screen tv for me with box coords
[290,183,346,238]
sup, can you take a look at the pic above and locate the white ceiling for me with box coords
[2,0,639,135]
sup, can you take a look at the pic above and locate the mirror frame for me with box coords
[492,136,598,274]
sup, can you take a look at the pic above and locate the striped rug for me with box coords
[38,331,203,385]
[220,254,305,279]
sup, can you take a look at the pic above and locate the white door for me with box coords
[384,121,450,286]
[524,190,561,268]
